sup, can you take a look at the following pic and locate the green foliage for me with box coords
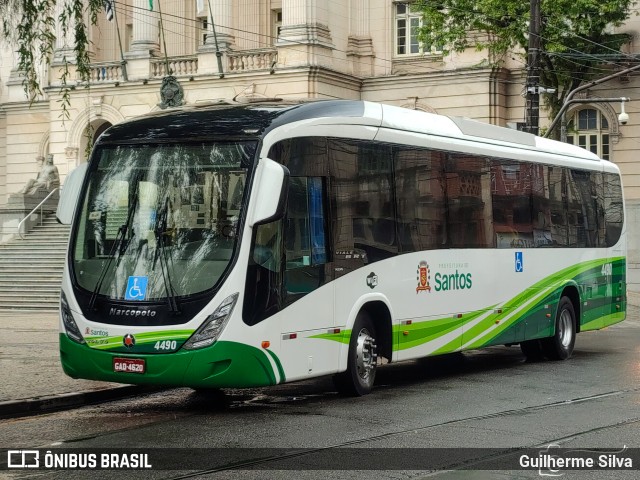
[1,0,103,116]
[415,0,636,125]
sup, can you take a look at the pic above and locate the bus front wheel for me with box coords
[542,296,576,360]
[334,311,378,396]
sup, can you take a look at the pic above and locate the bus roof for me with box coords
[376,103,601,162]
[98,100,602,163]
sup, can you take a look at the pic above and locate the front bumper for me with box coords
[60,334,282,388]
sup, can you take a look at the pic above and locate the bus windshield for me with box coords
[72,141,255,302]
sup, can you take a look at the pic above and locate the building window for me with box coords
[272,9,282,44]
[566,108,610,160]
[125,23,133,52]
[394,2,441,56]
[198,17,208,46]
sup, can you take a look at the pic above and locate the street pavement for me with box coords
[0,312,154,418]
[2,293,640,419]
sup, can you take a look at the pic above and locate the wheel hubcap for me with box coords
[356,328,377,383]
[558,309,573,348]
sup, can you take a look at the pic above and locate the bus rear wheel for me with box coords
[334,311,378,396]
[542,296,576,360]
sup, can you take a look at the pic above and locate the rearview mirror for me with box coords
[248,158,289,227]
[56,163,89,225]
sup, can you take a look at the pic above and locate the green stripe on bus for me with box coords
[394,308,491,351]
[309,330,351,344]
[311,257,625,356]
[462,258,624,349]
[87,330,193,341]
[265,348,287,383]
[85,330,194,352]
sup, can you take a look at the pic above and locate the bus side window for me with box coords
[284,177,328,298]
[604,173,623,246]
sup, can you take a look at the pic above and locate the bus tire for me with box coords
[542,296,576,360]
[334,311,378,396]
[520,339,544,361]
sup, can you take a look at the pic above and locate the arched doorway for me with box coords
[78,119,112,163]
[67,103,125,168]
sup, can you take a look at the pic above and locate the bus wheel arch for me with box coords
[561,285,581,334]
[543,288,579,360]
[334,300,392,396]
[360,301,392,364]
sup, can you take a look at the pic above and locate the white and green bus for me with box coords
[57,100,626,396]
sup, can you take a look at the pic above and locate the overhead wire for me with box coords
[110,1,400,73]
[106,1,527,89]
[98,1,640,99]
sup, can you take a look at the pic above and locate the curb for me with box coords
[0,385,162,419]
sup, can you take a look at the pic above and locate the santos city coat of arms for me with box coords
[416,260,432,293]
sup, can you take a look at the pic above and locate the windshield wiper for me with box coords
[88,185,140,311]
[153,196,181,315]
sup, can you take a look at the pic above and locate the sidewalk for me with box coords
[2,293,640,419]
[0,311,155,418]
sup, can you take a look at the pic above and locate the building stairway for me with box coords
[0,214,69,311]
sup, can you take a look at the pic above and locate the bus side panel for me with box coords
[276,281,341,382]
[581,256,626,331]
[327,251,618,362]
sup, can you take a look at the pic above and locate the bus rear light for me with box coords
[282,333,297,340]
[183,293,239,350]
[61,292,85,344]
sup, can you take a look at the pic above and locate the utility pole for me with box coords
[525,0,541,135]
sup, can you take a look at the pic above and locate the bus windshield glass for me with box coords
[72,141,255,301]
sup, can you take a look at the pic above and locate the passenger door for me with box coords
[278,176,337,381]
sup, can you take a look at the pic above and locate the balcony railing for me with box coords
[228,48,277,72]
[151,56,198,78]
[88,62,125,83]
[85,48,276,86]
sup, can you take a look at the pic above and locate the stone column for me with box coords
[198,0,233,76]
[125,0,160,58]
[278,0,333,48]
[53,1,76,64]
[276,0,334,71]
[347,0,374,76]
[204,0,234,51]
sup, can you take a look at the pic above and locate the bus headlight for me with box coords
[61,291,85,344]
[183,293,239,350]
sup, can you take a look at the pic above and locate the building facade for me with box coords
[1,0,640,290]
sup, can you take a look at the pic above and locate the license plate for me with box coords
[113,358,146,374]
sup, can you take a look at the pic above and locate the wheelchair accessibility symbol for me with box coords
[125,276,148,301]
[515,252,523,273]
